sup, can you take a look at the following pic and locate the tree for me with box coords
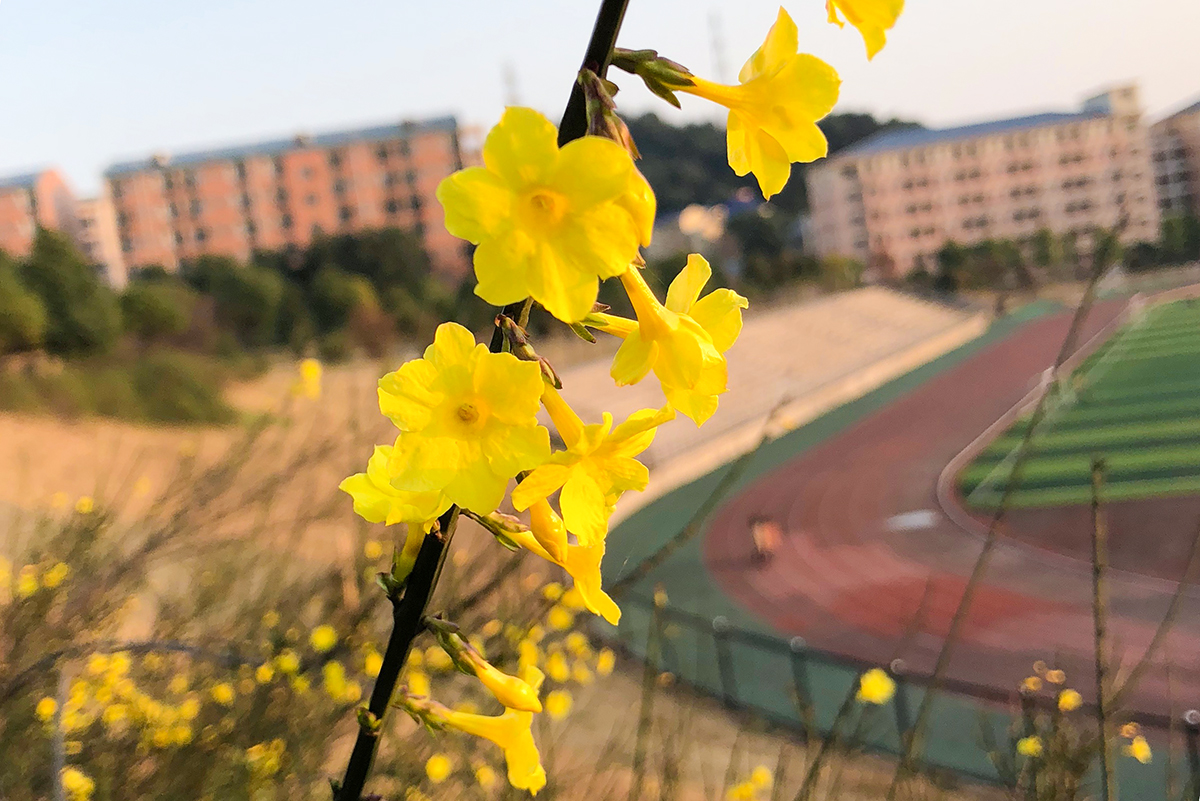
[0,252,47,354]
[121,279,195,345]
[21,228,121,355]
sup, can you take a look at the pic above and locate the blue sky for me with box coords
[1,0,1197,194]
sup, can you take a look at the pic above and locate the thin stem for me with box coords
[333,0,631,791]
[1090,459,1115,801]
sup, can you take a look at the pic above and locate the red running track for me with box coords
[703,301,1200,716]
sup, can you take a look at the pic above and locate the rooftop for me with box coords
[836,110,1104,159]
[104,115,458,178]
[0,171,45,192]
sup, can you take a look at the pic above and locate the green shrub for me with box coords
[132,352,236,424]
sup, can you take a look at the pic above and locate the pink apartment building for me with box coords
[1151,98,1200,219]
[104,116,471,279]
[0,169,81,261]
[805,86,1160,277]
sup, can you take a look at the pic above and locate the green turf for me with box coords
[962,298,1200,510]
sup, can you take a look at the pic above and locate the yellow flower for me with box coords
[87,653,110,676]
[1057,689,1082,712]
[42,562,70,589]
[1121,722,1140,739]
[509,502,621,625]
[60,767,96,801]
[378,322,551,513]
[310,625,338,653]
[75,496,95,515]
[596,648,616,676]
[168,674,188,694]
[342,681,363,704]
[545,689,572,720]
[262,610,280,628]
[364,651,383,678]
[826,0,905,59]
[1016,736,1043,758]
[437,106,655,324]
[291,675,311,694]
[426,753,454,783]
[36,697,57,722]
[750,765,773,788]
[275,649,300,675]
[255,664,275,684]
[102,703,129,728]
[571,660,593,686]
[436,666,547,795]
[297,357,322,399]
[179,697,200,720]
[475,765,498,788]
[425,645,455,672]
[50,491,69,509]
[677,9,839,199]
[565,632,590,657]
[210,683,235,706]
[1022,676,1043,693]
[727,782,756,801]
[323,662,348,699]
[16,565,38,598]
[547,605,574,631]
[1125,735,1152,764]
[599,256,747,425]
[1045,669,1066,684]
[856,668,896,704]
[364,539,384,560]
[512,387,673,546]
[407,670,431,697]
[340,445,451,526]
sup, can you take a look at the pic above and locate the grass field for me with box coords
[960,298,1200,509]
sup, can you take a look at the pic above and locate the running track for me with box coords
[703,301,1200,717]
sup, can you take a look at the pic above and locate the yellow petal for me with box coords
[482,423,551,482]
[738,7,799,84]
[559,471,610,546]
[665,253,712,314]
[742,122,792,200]
[558,201,645,281]
[444,448,508,514]
[436,167,513,243]
[483,107,559,187]
[475,352,544,424]
[474,234,534,308]
[689,289,749,353]
[562,541,621,625]
[608,405,675,450]
[595,456,649,495]
[426,322,480,372]
[377,359,440,432]
[526,243,599,324]
[388,434,462,492]
[611,330,657,386]
[511,464,572,511]
[618,169,656,248]
[830,0,905,59]
[663,383,721,426]
[551,136,636,209]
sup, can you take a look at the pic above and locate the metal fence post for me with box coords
[711,616,737,707]
[890,659,913,744]
[789,636,814,738]
[1184,708,1200,801]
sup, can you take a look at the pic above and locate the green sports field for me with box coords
[960,298,1200,510]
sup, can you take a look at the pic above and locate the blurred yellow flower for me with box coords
[1126,735,1152,764]
[310,624,338,653]
[600,256,747,425]
[296,357,322,399]
[133,476,152,497]
[1045,669,1066,685]
[275,649,300,675]
[16,565,38,598]
[545,651,570,684]
[1058,689,1083,712]
[364,651,383,678]
[571,661,593,686]
[1017,736,1043,758]
[547,605,574,631]
[750,765,773,788]
[426,753,454,783]
[856,668,896,704]
[437,106,655,324]
[405,670,432,698]
[481,618,503,638]
[50,491,69,509]
[291,675,311,694]
[1121,722,1140,739]
[425,645,455,672]
[469,656,543,713]
[262,610,280,628]
[210,683,235,706]
[596,648,616,677]
[475,765,498,788]
[565,632,589,656]
[545,689,572,720]
[541,582,564,602]
[179,698,200,720]
[364,539,384,560]
[36,697,57,722]
[255,664,275,684]
[342,681,363,704]
[677,9,839,198]
[60,766,96,801]
[727,782,756,801]
[168,674,189,695]
[513,387,673,545]
[87,653,110,676]
[826,0,904,59]
[102,704,128,727]
[323,661,348,699]
[42,562,70,589]
[340,445,451,526]
[75,496,94,515]
[1022,676,1043,693]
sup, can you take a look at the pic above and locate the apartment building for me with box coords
[0,169,80,260]
[806,85,1159,276]
[76,193,128,287]
[104,116,471,278]
[1150,99,1200,218]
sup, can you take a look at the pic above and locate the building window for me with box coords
[121,237,132,252]
[169,203,179,218]
[339,206,353,222]
[328,151,343,169]
[273,157,285,176]
[281,214,293,229]
[190,200,202,217]
[174,232,184,246]
[235,161,247,180]
[385,200,399,214]
[184,171,196,189]
[411,196,422,212]
[111,182,124,199]
[301,167,315,179]
[398,140,411,157]
[406,170,418,185]
[195,228,208,243]
[377,146,389,162]
[242,193,252,209]
[276,188,288,204]
[306,194,317,206]
[164,175,174,190]
[334,180,346,195]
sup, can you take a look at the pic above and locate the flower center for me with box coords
[456,403,481,424]
[521,188,568,230]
